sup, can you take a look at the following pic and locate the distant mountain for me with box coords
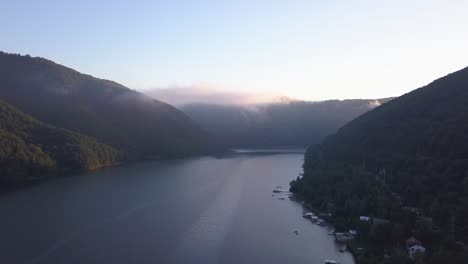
[144,84,293,106]
[0,100,121,187]
[0,52,218,159]
[180,99,392,148]
[291,66,468,260]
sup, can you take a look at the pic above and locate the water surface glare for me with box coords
[0,153,355,264]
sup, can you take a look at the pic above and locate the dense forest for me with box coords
[290,66,468,263]
[0,52,219,160]
[0,51,224,189]
[0,100,121,188]
[181,99,392,148]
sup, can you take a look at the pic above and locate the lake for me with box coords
[0,151,355,264]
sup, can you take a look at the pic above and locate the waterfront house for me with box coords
[408,245,426,259]
[406,237,423,248]
[359,216,370,221]
[335,232,354,242]
[406,237,426,259]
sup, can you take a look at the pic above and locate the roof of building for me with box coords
[406,237,423,247]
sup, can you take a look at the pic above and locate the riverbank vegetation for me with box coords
[291,66,468,263]
[0,100,122,189]
[0,52,222,189]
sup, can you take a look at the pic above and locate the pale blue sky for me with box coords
[2,0,468,101]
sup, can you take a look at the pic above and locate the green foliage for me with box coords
[0,128,56,181]
[0,52,219,159]
[0,100,121,187]
[292,66,468,261]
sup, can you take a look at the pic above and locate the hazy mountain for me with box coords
[291,66,468,259]
[0,52,218,159]
[144,84,292,106]
[180,99,392,148]
[0,100,121,187]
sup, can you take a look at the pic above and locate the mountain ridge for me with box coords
[291,65,468,262]
[0,99,121,187]
[0,51,219,160]
[180,98,393,148]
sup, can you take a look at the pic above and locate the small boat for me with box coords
[278,197,286,200]
[272,189,282,193]
[340,244,347,252]
[325,260,337,264]
[335,232,354,242]
[317,220,327,226]
[303,212,314,218]
[293,230,299,235]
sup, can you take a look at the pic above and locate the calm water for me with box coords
[0,152,354,264]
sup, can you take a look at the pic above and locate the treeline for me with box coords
[291,66,468,263]
[0,52,220,188]
[0,52,218,159]
[0,100,122,188]
[181,98,392,148]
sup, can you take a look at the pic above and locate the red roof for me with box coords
[406,237,423,247]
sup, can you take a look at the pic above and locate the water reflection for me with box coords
[0,153,353,264]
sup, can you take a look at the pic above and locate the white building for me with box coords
[408,245,426,259]
[359,216,370,221]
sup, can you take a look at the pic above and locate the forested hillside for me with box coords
[291,66,468,263]
[0,100,121,187]
[0,52,218,159]
[181,99,392,148]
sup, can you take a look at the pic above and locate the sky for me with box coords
[1,0,468,101]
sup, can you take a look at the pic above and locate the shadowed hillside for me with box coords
[291,66,468,263]
[0,100,121,187]
[180,99,392,148]
[0,52,218,159]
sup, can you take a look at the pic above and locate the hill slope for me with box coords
[0,52,217,159]
[180,99,392,148]
[0,100,121,186]
[291,66,468,261]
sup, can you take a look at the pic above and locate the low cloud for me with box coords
[368,99,382,108]
[143,83,293,107]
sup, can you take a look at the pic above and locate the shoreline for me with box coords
[290,194,357,264]
[0,150,228,194]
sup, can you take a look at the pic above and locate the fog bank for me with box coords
[143,83,294,107]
